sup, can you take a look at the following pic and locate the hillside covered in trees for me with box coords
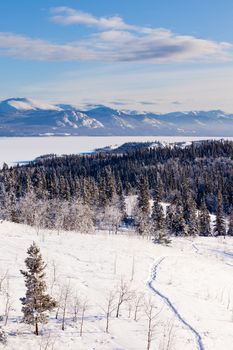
[0,140,232,239]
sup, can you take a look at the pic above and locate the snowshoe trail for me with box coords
[147,257,205,350]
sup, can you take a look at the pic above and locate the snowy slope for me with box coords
[0,98,233,136]
[0,98,62,112]
[0,221,233,349]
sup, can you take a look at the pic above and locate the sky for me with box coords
[1,0,233,112]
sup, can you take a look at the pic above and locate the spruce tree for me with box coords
[214,192,226,237]
[20,242,57,335]
[227,210,233,236]
[105,167,116,203]
[183,192,199,236]
[98,176,108,208]
[166,196,187,236]
[134,176,151,236]
[153,183,162,203]
[151,200,170,244]
[137,176,150,215]
[198,201,211,236]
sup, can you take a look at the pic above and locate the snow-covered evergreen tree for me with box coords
[134,176,151,236]
[151,201,165,231]
[198,201,211,236]
[134,206,151,237]
[20,242,57,335]
[151,200,170,244]
[227,210,233,236]
[137,177,150,215]
[166,196,188,236]
[213,192,226,237]
[183,193,199,236]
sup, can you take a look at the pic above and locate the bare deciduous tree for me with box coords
[144,298,162,350]
[133,292,144,321]
[38,331,56,350]
[115,279,132,318]
[159,319,176,350]
[49,260,59,294]
[130,255,135,282]
[0,270,8,292]
[80,299,88,337]
[101,290,116,333]
[60,284,71,331]
[72,294,80,323]
[3,278,13,326]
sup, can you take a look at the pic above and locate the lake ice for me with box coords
[0,135,232,167]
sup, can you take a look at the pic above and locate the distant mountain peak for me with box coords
[0,97,232,136]
[0,97,62,112]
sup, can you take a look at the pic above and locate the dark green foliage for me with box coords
[182,187,199,236]
[214,192,226,237]
[151,199,170,244]
[166,196,188,236]
[227,210,233,236]
[0,140,232,216]
[20,243,57,335]
[198,201,211,236]
[137,177,150,215]
[0,140,232,239]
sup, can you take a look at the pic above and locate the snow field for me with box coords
[0,222,233,349]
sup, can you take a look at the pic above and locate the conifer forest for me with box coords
[0,139,232,350]
[0,140,232,239]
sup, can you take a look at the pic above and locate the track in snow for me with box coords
[147,257,205,350]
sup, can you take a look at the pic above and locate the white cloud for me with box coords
[50,6,134,30]
[15,64,233,113]
[0,7,232,63]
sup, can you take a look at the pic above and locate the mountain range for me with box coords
[0,98,232,136]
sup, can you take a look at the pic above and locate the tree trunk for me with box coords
[106,312,109,333]
[35,318,39,336]
[62,306,66,330]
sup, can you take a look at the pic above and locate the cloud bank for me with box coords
[0,7,232,63]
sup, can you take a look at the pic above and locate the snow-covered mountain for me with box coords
[0,97,62,112]
[0,98,232,136]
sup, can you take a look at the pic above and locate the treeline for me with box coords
[0,140,232,238]
[1,140,233,211]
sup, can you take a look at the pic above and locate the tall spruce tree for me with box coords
[151,199,170,244]
[198,201,211,236]
[20,242,57,335]
[105,167,116,203]
[227,210,233,236]
[134,176,151,236]
[183,191,199,236]
[137,176,150,215]
[166,196,188,236]
[214,192,226,237]
[153,183,162,203]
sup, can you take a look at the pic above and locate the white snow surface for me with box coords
[0,136,232,167]
[0,221,233,349]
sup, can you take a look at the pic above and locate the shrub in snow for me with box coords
[0,327,7,344]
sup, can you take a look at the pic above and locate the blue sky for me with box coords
[1,0,233,112]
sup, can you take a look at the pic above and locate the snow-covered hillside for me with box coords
[0,221,233,349]
[1,98,233,136]
[0,98,62,112]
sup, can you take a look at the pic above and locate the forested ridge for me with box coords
[0,140,232,239]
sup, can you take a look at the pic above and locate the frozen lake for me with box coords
[0,136,232,167]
